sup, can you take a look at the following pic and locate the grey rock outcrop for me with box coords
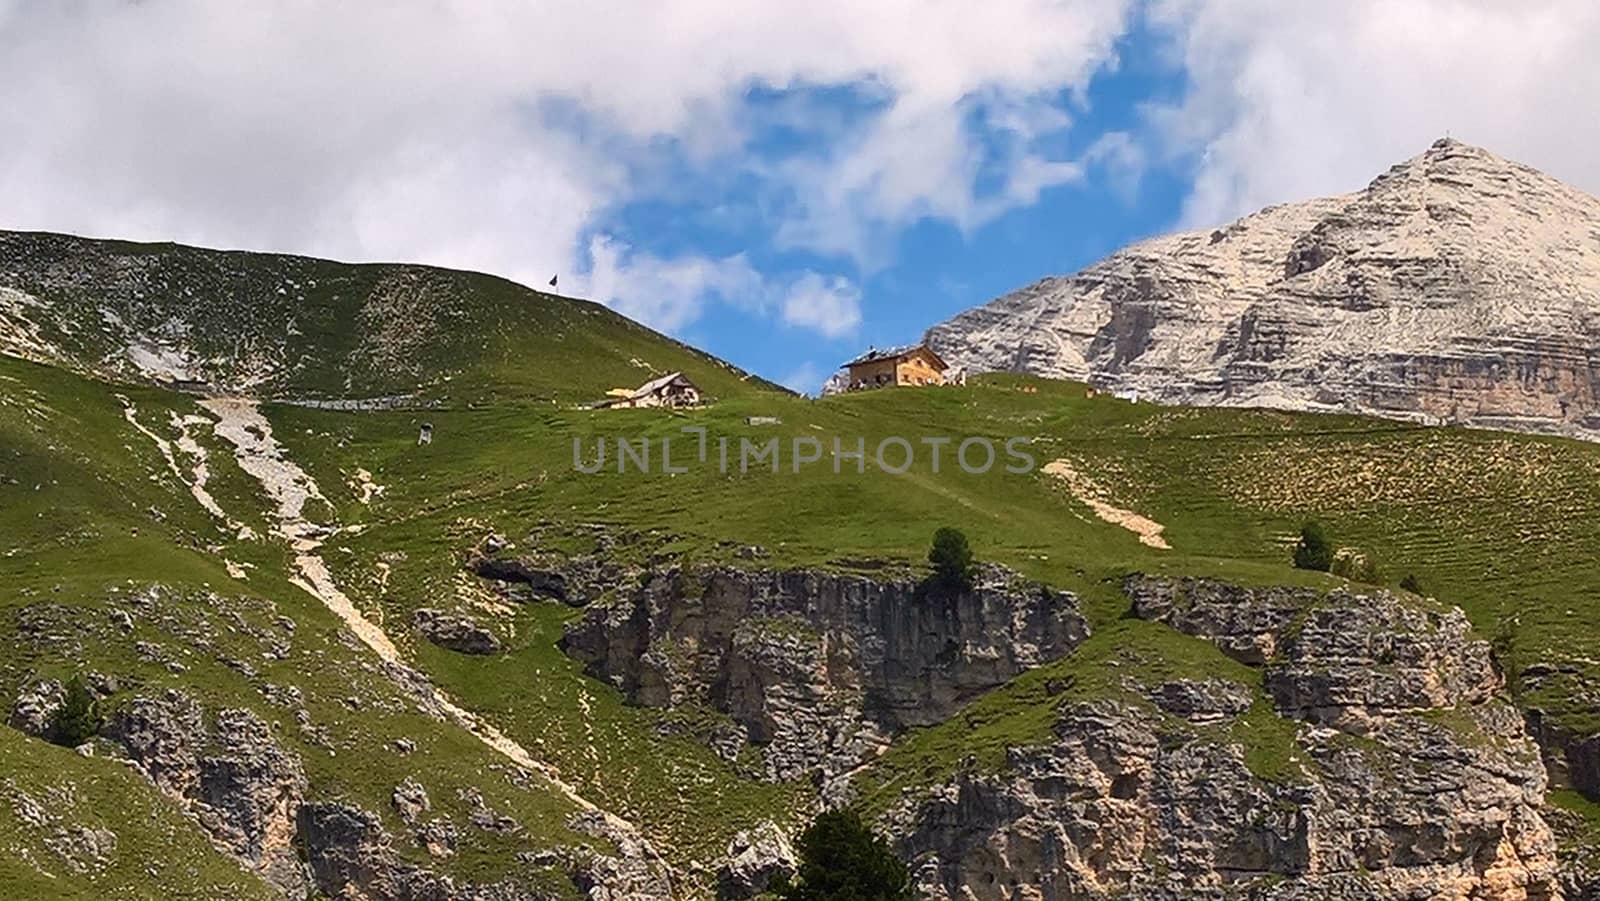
[100,689,650,900]
[417,817,460,859]
[412,608,502,655]
[44,824,120,874]
[565,810,678,901]
[1128,575,1501,731]
[1550,805,1600,900]
[467,537,643,608]
[1526,704,1600,801]
[9,678,65,739]
[109,691,310,896]
[467,553,577,605]
[560,562,1089,791]
[301,801,670,900]
[392,777,431,824]
[717,821,797,900]
[297,802,402,896]
[1143,677,1253,723]
[884,577,1561,899]
[929,139,1600,441]
[461,787,522,834]
[298,801,524,900]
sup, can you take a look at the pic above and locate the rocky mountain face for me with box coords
[7,512,1595,899]
[883,577,1563,900]
[8,682,671,900]
[537,545,1583,899]
[556,561,1089,801]
[928,139,1600,440]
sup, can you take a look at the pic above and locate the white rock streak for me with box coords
[119,396,253,538]
[199,398,648,839]
[351,467,385,504]
[1042,459,1170,549]
[125,343,199,383]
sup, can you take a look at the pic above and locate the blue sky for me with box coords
[3,1,1597,393]
[635,27,1192,390]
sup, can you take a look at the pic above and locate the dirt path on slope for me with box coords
[198,398,653,842]
[1043,458,1171,549]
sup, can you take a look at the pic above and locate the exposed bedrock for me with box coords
[928,139,1600,442]
[559,562,1089,794]
[884,577,1562,900]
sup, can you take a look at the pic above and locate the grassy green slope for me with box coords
[0,229,777,404]
[271,374,1384,627]
[0,354,596,895]
[265,372,1600,802]
[1041,408,1600,733]
[7,235,1600,892]
[0,727,277,900]
[10,340,1600,891]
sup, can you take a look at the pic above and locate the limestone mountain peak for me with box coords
[927,140,1600,438]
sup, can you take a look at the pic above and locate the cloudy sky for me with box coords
[3,1,1597,391]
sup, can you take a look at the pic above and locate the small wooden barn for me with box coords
[596,371,702,409]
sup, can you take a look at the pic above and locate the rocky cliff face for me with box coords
[882,577,1562,900]
[558,563,1089,797]
[9,683,668,900]
[110,692,310,895]
[928,139,1600,440]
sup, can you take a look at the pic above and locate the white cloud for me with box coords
[771,6,1138,265]
[1151,0,1600,227]
[0,0,1136,326]
[7,0,1587,346]
[579,236,763,333]
[578,238,861,342]
[780,273,862,338]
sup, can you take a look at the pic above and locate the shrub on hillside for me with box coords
[51,675,102,747]
[1292,522,1333,572]
[1399,572,1423,594]
[927,527,975,592]
[775,809,915,901]
[1493,615,1522,692]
